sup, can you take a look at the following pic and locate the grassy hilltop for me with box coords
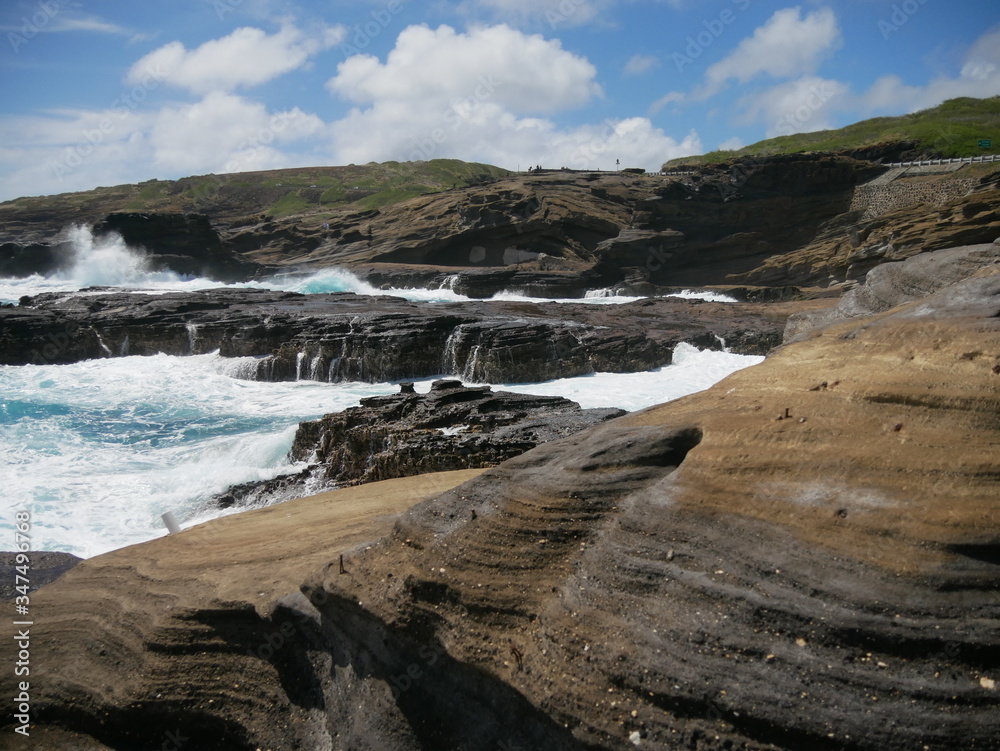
[0,159,512,226]
[665,96,1000,169]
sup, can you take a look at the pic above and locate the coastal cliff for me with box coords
[3,155,998,295]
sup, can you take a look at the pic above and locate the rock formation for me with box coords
[1,289,790,379]
[215,380,625,508]
[3,155,997,294]
[4,258,997,750]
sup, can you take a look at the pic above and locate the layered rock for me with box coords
[1,289,790,379]
[2,156,997,295]
[784,241,1000,340]
[738,166,1000,286]
[216,380,625,507]
[5,265,998,750]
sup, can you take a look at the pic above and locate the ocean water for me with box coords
[1,227,758,558]
[0,226,736,305]
[0,345,762,559]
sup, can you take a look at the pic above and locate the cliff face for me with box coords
[4,155,995,293]
[6,261,997,751]
[738,167,1000,286]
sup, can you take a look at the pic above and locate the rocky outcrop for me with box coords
[0,551,81,600]
[92,213,261,282]
[738,167,1000,287]
[784,242,1000,340]
[216,380,625,507]
[6,264,998,750]
[2,156,997,295]
[1,289,791,378]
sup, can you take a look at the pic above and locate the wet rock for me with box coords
[0,289,790,376]
[217,381,625,507]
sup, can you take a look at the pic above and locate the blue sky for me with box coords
[1,0,998,200]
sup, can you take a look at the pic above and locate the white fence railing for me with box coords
[885,154,999,168]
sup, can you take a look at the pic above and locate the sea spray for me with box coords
[0,344,761,557]
[2,232,738,306]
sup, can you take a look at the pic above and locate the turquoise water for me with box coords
[0,227,756,558]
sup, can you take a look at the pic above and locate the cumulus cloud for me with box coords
[0,92,327,200]
[697,7,841,99]
[624,54,659,76]
[736,76,850,137]
[327,23,699,172]
[329,24,600,114]
[127,23,345,95]
[148,92,325,174]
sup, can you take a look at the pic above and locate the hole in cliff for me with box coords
[947,543,1000,566]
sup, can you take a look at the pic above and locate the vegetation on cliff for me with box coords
[0,158,511,227]
[665,96,1000,168]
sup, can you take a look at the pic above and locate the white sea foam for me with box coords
[1,226,737,305]
[0,353,423,558]
[491,342,761,411]
[0,344,761,558]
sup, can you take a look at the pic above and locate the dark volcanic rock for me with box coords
[0,288,790,377]
[0,551,82,599]
[217,380,625,507]
[0,241,73,277]
[93,212,260,282]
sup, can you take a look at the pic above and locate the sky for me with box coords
[1,0,998,201]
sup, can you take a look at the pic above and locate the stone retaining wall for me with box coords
[849,176,980,221]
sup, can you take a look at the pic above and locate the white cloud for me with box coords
[327,24,698,172]
[127,23,345,95]
[698,7,841,99]
[736,76,850,138]
[148,92,325,174]
[0,21,702,200]
[624,54,659,76]
[329,24,600,114]
[0,92,327,200]
[857,26,1000,115]
[717,136,744,151]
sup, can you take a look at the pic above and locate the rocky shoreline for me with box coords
[1,287,793,380]
[2,243,997,750]
[214,379,625,509]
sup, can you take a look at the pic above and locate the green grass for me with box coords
[267,192,312,217]
[0,159,514,224]
[664,96,1000,169]
[356,185,435,210]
